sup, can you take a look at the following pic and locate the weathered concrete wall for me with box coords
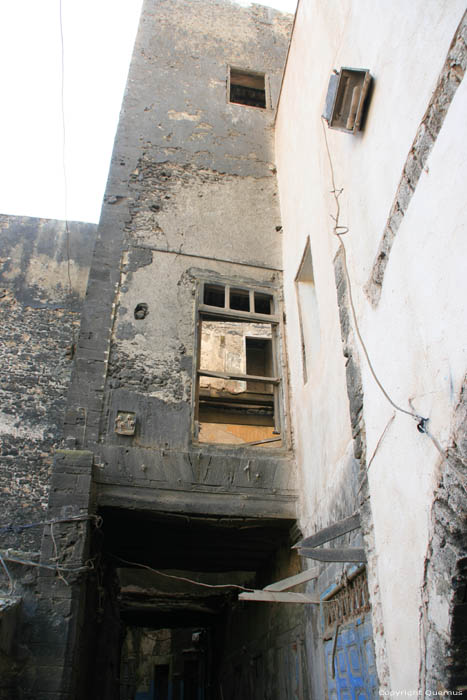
[63,0,296,516]
[0,215,96,551]
[275,0,466,693]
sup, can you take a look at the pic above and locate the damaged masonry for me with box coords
[0,1,466,698]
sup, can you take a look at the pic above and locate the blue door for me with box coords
[324,615,378,699]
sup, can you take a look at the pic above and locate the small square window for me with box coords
[230,288,250,312]
[254,292,273,315]
[204,284,225,308]
[229,68,266,109]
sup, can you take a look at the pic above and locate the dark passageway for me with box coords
[83,508,307,700]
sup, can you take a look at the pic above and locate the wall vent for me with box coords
[323,68,372,133]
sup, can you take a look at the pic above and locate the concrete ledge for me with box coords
[97,483,297,519]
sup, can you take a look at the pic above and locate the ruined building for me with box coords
[0,0,466,698]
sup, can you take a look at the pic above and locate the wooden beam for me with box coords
[241,437,282,447]
[293,513,361,549]
[239,590,320,604]
[264,567,320,591]
[199,304,279,324]
[198,369,279,384]
[298,547,366,563]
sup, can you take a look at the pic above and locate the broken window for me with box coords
[194,281,282,447]
[295,238,320,384]
[229,68,267,109]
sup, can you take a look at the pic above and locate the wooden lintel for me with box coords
[239,590,320,604]
[264,566,320,591]
[293,513,361,549]
[298,547,367,563]
[198,369,279,384]
[199,305,279,325]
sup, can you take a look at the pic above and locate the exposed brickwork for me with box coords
[421,378,467,693]
[334,245,390,689]
[365,10,467,306]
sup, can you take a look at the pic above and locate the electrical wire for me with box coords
[0,551,93,575]
[320,117,467,490]
[357,413,395,496]
[320,117,425,426]
[110,554,255,593]
[0,513,102,536]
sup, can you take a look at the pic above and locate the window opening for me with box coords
[204,284,225,308]
[254,291,273,315]
[230,288,250,312]
[195,281,282,447]
[295,238,320,384]
[229,68,266,109]
[246,337,273,393]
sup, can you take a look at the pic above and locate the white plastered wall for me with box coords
[275,0,466,691]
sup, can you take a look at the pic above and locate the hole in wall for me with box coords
[230,68,266,109]
[134,303,148,320]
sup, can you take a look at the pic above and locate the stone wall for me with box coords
[0,215,96,551]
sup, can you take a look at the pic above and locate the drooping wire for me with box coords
[320,117,467,489]
[0,513,102,535]
[320,117,426,426]
[59,0,76,353]
[110,554,255,593]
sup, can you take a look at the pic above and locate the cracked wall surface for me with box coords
[62,0,295,515]
[0,215,96,551]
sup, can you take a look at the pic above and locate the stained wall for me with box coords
[0,215,96,551]
[63,0,296,518]
[275,0,467,692]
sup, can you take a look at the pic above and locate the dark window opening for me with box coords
[230,68,266,109]
[246,337,273,393]
[204,284,225,308]
[230,288,250,312]
[254,292,272,315]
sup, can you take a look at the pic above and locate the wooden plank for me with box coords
[293,513,361,549]
[298,547,366,563]
[264,566,320,591]
[199,304,279,324]
[241,437,282,447]
[198,369,279,384]
[239,590,320,604]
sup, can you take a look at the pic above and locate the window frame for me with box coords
[227,66,270,110]
[191,276,287,448]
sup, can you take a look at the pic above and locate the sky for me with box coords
[0,0,297,225]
